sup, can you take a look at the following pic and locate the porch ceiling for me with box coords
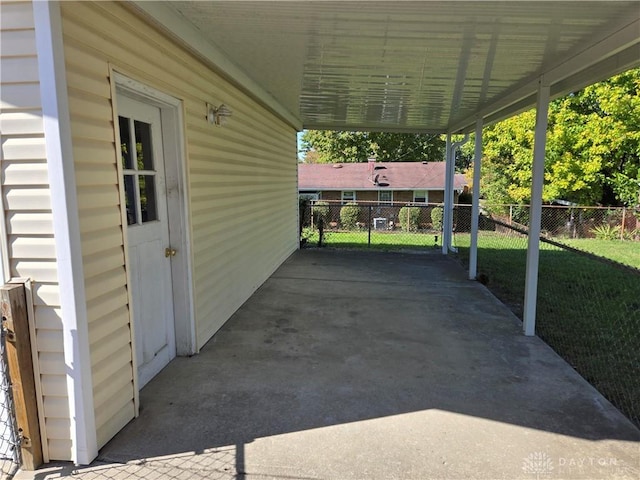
[134,1,640,133]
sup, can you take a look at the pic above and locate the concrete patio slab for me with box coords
[17,249,639,480]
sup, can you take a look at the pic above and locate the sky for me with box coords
[297,131,304,159]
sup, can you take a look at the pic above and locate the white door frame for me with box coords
[112,72,196,388]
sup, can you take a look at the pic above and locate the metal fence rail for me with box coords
[1,327,20,479]
[301,201,445,251]
[453,207,640,428]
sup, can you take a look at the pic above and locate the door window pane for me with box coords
[139,175,158,223]
[134,120,154,171]
[124,175,137,225]
[119,117,133,170]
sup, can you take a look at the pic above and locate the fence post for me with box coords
[1,283,42,470]
[621,207,626,240]
[368,205,372,246]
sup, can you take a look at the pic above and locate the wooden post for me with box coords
[1,284,42,470]
[621,207,626,240]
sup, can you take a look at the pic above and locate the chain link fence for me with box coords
[454,205,640,428]
[483,203,640,242]
[301,200,445,251]
[1,327,21,479]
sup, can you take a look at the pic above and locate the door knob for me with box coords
[165,247,177,258]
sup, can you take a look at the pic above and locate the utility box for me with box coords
[374,217,387,230]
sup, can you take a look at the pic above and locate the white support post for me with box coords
[523,79,550,336]
[442,134,453,254]
[469,118,483,279]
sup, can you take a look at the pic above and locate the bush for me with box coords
[622,228,640,241]
[511,205,530,225]
[457,191,472,204]
[340,202,360,230]
[591,224,621,240]
[399,206,420,232]
[431,206,444,231]
[312,201,330,224]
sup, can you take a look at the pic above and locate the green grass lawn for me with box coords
[454,232,640,269]
[303,228,640,427]
[454,231,640,427]
[305,229,442,251]
[562,238,640,268]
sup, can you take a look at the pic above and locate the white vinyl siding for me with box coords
[59,8,133,449]
[413,190,429,203]
[59,0,298,449]
[1,0,63,461]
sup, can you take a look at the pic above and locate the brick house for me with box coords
[299,161,468,205]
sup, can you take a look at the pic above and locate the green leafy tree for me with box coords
[301,130,446,163]
[463,67,640,207]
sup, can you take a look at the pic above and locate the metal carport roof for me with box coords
[133,1,639,133]
[129,1,640,331]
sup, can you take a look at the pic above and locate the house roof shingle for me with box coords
[299,161,467,191]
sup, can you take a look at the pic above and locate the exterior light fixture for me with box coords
[206,103,232,126]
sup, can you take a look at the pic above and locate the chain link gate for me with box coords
[0,324,21,479]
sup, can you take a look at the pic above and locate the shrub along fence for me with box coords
[301,200,445,250]
[453,205,640,428]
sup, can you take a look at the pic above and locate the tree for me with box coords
[301,130,446,163]
[464,67,640,207]
[556,68,640,206]
[302,149,320,164]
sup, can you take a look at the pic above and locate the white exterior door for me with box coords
[118,96,176,389]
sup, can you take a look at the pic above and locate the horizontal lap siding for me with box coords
[321,191,341,201]
[186,89,297,343]
[0,0,65,460]
[60,0,297,449]
[430,191,445,203]
[60,8,135,450]
[395,191,413,203]
[357,191,377,202]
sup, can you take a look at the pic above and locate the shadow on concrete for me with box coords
[25,249,640,479]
